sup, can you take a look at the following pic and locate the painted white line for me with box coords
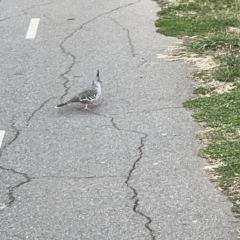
[0,203,7,210]
[0,130,5,149]
[26,18,40,39]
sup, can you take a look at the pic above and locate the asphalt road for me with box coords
[0,0,239,239]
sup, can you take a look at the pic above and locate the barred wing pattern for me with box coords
[79,88,98,103]
[54,70,101,109]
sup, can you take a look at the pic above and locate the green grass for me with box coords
[156,0,240,216]
[188,32,240,54]
[184,89,240,129]
[156,1,240,37]
[214,54,240,82]
[156,15,239,37]
[194,86,211,95]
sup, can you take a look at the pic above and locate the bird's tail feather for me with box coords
[54,101,69,108]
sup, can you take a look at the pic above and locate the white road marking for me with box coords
[0,203,7,210]
[26,18,40,39]
[0,130,5,149]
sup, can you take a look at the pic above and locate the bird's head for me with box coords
[92,70,102,86]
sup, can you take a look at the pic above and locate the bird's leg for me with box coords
[84,104,90,110]
[92,102,98,106]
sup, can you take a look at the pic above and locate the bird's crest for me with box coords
[92,70,102,85]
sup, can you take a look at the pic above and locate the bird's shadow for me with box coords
[54,103,104,116]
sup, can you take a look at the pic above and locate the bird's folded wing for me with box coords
[69,95,82,103]
[79,88,98,102]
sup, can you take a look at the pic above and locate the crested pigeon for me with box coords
[55,70,102,110]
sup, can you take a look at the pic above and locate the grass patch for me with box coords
[214,54,240,82]
[156,1,240,37]
[156,0,240,216]
[194,86,211,95]
[184,89,240,129]
[188,32,240,54]
[156,14,239,37]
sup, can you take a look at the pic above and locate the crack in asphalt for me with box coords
[8,117,20,148]
[109,18,136,57]
[110,117,156,240]
[0,97,51,208]
[0,97,50,209]
[1,116,20,152]
[126,133,156,240]
[0,166,31,211]
[91,114,156,238]
[110,117,121,131]
[0,116,25,212]
[59,44,76,101]
[0,16,11,22]
[0,0,142,213]
[1,2,157,237]
[26,98,51,126]
[32,175,125,180]
[133,199,156,240]
[138,57,148,67]
[0,1,54,22]
[22,0,54,16]
[58,0,141,102]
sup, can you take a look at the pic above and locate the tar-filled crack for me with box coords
[109,18,136,57]
[58,0,141,102]
[26,98,51,126]
[0,166,31,210]
[110,117,156,240]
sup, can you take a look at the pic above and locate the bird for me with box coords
[55,70,102,110]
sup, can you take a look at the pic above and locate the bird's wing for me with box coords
[79,88,98,102]
[69,95,82,103]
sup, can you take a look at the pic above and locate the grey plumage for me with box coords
[55,70,102,110]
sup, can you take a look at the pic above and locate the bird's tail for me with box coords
[96,70,99,77]
[54,101,69,108]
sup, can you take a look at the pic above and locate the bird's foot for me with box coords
[92,102,98,106]
[84,104,90,110]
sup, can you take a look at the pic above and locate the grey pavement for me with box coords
[0,0,239,239]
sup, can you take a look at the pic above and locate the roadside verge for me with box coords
[155,0,240,217]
